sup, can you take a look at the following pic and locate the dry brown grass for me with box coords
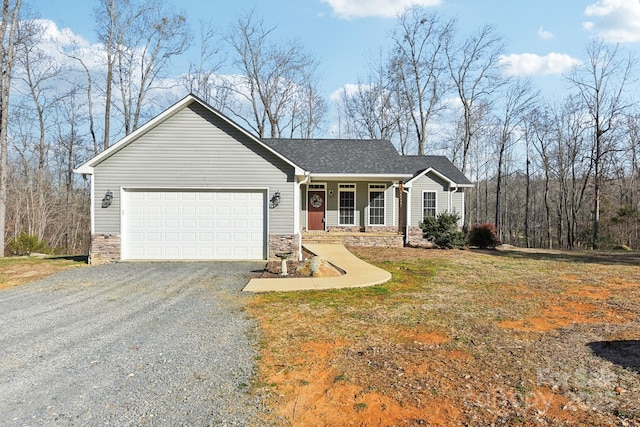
[0,256,86,290]
[247,247,640,426]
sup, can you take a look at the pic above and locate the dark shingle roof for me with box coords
[398,155,472,185]
[262,138,472,185]
[262,138,403,174]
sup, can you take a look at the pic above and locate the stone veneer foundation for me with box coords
[268,234,299,260]
[406,226,436,248]
[91,232,409,264]
[90,233,121,264]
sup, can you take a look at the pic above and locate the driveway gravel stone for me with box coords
[0,261,267,426]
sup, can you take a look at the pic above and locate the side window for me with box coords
[423,191,436,218]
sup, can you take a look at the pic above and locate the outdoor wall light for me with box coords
[102,190,114,208]
[329,190,334,197]
[269,191,281,209]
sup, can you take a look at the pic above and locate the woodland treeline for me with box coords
[0,0,638,255]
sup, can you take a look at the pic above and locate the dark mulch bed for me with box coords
[252,248,316,279]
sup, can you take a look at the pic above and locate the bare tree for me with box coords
[114,0,190,135]
[182,21,224,106]
[0,0,23,256]
[63,41,99,155]
[223,10,325,138]
[567,39,636,249]
[95,0,190,142]
[16,19,68,174]
[493,79,538,239]
[51,89,91,253]
[388,8,454,155]
[94,0,119,149]
[552,97,592,249]
[526,106,554,248]
[447,24,505,174]
[337,53,398,141]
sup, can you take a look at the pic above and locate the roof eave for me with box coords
[405,167,458,186]
[309,173,413,180]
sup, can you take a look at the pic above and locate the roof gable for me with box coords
[74,94,303,175]
[400,156,473,187]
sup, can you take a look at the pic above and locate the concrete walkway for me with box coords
[242,244,392,292]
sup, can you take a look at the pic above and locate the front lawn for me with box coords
[0,256,86,290]
[247,247,640,426]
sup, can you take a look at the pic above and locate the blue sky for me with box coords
[27,0,640,102]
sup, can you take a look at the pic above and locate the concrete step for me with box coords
[301,234,343,245]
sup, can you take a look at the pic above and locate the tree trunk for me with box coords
[0,0,22,257]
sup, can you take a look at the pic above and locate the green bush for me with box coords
[420,212,465,249]
[467,223,499,248]
[6,232,50,256]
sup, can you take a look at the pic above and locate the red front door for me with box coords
[308,190,325,231]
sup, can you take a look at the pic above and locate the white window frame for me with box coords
[338,183,356,226]
[368,184,386,226]
[422,190,437,219]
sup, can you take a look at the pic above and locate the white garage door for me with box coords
[123,190,266,260]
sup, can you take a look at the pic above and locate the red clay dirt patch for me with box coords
[260,336,463,426]
[250,247,640,425]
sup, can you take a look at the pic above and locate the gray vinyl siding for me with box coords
[93,103,295,234]
[451,190,464,223]
[301,181,398,229]
[409,172,452,226]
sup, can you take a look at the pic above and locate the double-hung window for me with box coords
[339,184,356,225]
[368,184,386,225]
[423,191,437,218]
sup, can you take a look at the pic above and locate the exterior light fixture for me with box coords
[101,190,114,208]
[269,191,281,208]
[329,189,334,197]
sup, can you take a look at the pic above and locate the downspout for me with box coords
[296,172,311,261]
[450,183,461,227]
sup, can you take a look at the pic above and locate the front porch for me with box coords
[301,231,404,248]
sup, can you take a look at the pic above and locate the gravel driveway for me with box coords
[0,261,266,426]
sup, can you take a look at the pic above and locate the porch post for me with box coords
[405,185,412,244]
[398,181,403,234]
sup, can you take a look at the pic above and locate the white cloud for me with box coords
[35,19,87,47]
[583,0,640,43]
[499,52,583,77]
[320,0,441,19]
[537,26,553,40]
[329,83,366,102]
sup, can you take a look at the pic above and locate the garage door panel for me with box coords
[199,206,213,215]
[182,219,197,228]
[123,190,266,260]
[163,206,178,215]
[199,219,213,228]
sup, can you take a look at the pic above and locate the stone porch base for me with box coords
[302,232,404,248]
[406,226,436,248]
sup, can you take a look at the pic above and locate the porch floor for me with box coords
[242,243,392,292]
